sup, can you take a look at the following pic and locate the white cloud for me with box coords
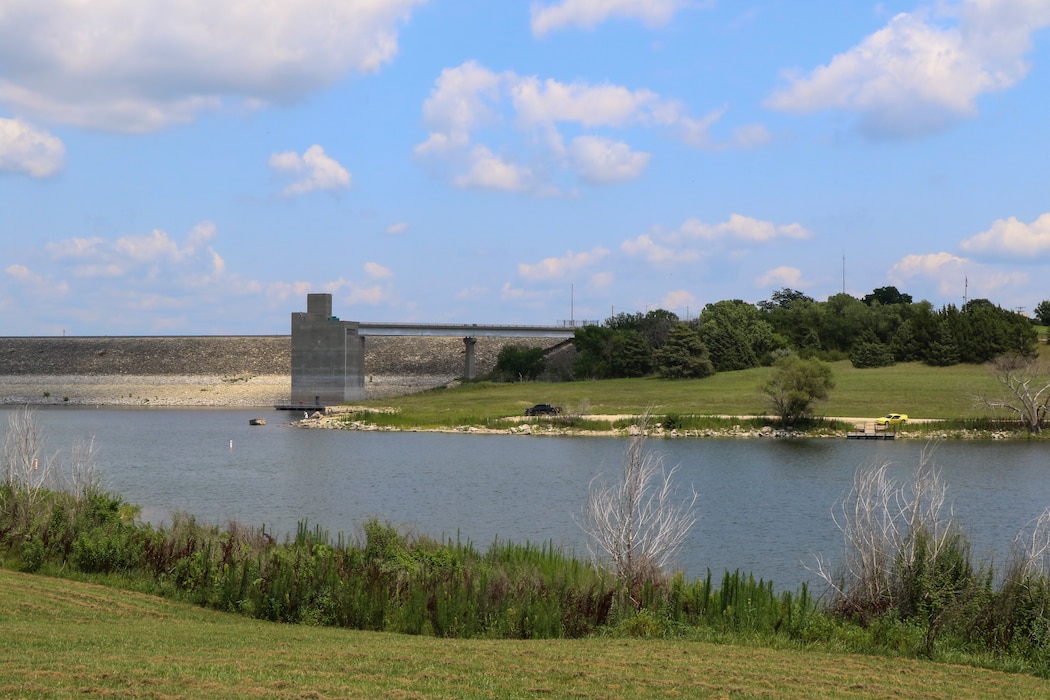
[888,250,1030,301]
[530,0,693,36]
[46,237,105,259]
[518,247,610,280]
[0,118,64,177]
[888,251,969,296]
[386,222,409,235]
[364,262,393,279]
[452,146,532,192]
[569,136,650,183]
[960,213,1050,257]
[416,60,748,193]
[622,215,812,268]
[43,222,220,279]
[269,145,351,196]
[621,234,696,264]
[319,276,394,307]
[4,264,70,298]
[500,282,552,304]
[511,76,668,128]
[660,289,699,312]
[766,4,1050,138]
[673,214,813,243]
[756,266,805,289]
[455,285,488,300]
[0,1,427,132]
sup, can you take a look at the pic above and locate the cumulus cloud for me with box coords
[364,262,393,279]
[888,250,1028,300]
[660,289,699,313]
[569,136,650,183]
[4,264,70,298]
[756,266,806,289]
[518,247,611,280]
[622,215,812,267]
[269,145,351,196]
[40,222,220,283]
[621,234,697,264]
[0,1,427,132]
[304,276,390,307]
[766,3,1050,138]
[888,251,970,296]
[960,213,1050,258]
[416,60,755,193]
[451,146,532,191]
[530,0,696,36]
[671,214,812,243]
[0,118,65,177]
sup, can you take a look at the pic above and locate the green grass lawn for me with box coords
[2,569,1047,699]
[360,360,1010,428]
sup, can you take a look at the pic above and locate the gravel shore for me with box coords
[0,373,463,407]
[0,374,291,407]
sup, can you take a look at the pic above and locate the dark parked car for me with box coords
[525,403,562,416]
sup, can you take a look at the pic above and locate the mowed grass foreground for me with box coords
[1,570,1047,699]
[364,359,1016,428]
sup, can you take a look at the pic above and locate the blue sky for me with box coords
[2,0,1049,335]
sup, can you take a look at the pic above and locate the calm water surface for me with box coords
[6,406,1050,591]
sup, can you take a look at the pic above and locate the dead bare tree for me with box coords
[2,405,59,527]
[977,354,1050,433]
[1013,507,1050,579]
[814,445,953,618]
[577,414,697,595]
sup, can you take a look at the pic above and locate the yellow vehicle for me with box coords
[875,413,908,426]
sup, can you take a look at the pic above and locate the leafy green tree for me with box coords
[924,319,961,366]
[700,319,756,371]
[891,301,940,362]
[1034,300,1050,327]
[943,299,1037,363]
[608,330,654,378]
[492,345,547,382]
[655,324,714,378]
[761,355,835,426]
[572,325,615,378]
[637,309,679,350]
[758,287,814,311]
[850,334,895,368]
[820,293,872,353]
[697,299,776,370]
[864,286,913,306]
[572,325,653,379]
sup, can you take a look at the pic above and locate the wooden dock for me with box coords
[846,422,897,440]
[846,431,896,440]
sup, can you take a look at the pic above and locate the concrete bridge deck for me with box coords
[357,322,577,339]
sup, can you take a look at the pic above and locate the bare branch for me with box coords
[577,412,698,591]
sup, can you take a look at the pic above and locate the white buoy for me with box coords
[229,439,233,449]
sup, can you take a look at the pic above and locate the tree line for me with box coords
[493,287,1039,382]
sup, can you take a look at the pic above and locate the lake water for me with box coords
[5,406,1050,592]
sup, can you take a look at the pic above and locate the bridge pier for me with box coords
[464,336,477,379]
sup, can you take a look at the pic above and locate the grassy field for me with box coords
[360,359,1012,427]
[2,569,1048,699]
